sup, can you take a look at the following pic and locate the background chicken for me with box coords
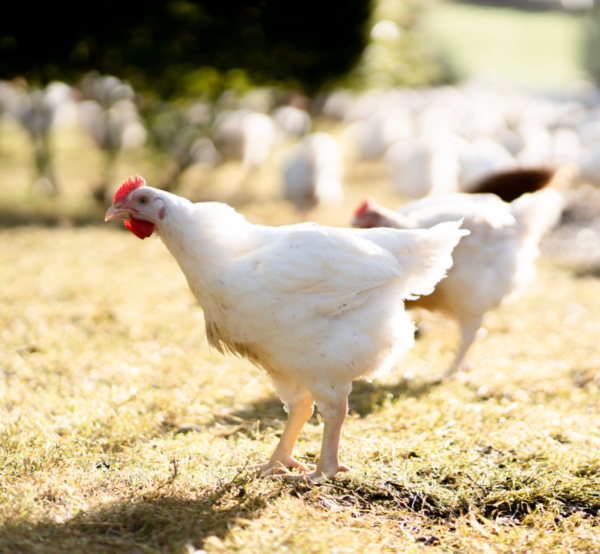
[282,132,344,210]
[105,175,467,482]
[352,186,564,378]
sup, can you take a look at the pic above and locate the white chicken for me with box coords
[272,105,312,139]
[383,133,467,200]
[212,110,277,169]
[105,176,467,482]
[352,188,564,377]
[282,133,344,210]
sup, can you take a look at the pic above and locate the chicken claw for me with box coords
[272,462,351,484]
[250,457,310,476]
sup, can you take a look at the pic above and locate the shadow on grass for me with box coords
[574,264,600,279]
[226,377,441,424]
[348,378,440,417]
[292,474,600,524]
[181,378,441,443]
[232,396,288,421]
[0,473,279,554]
[4,469,597,554]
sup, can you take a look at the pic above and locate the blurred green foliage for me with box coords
[428,3,587,90]
[0,1,368,98]
[583,6,600,85]
[350,0,454,89]
[1,0,452,98]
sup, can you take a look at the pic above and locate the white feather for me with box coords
[152,189,466,385]
[353,189,564,371]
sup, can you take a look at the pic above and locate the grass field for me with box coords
[426,2,588,89]
[1,122,600,552]
[2,212,600,553]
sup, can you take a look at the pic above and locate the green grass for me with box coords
[427,2,588,89]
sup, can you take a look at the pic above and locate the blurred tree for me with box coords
[349,0,455,89]
[583,6,600,86]
[0,0,371,97]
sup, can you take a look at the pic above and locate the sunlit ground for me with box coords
[1,120,600,552]
[1,4,599,547]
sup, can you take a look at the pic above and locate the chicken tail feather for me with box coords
[511,188,564,243]
[396,219,470,300]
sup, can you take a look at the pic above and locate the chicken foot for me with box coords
[278,396,350,484]
[251,379,314,476]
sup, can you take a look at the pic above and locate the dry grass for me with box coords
[1,120,600,553]
[2,226,600,553]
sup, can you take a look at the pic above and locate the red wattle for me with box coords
[125,217,155,239]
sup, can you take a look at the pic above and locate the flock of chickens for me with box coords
[105,156,570,483]
[209,85,600,211]
[3,76,600,204]
[7,76,588,482]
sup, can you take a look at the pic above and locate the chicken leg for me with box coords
[442,314,483,379]
[280,393,351,484]
[252,376,314,475]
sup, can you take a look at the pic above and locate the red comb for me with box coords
[354,198,374,217]
[114,175,146,204]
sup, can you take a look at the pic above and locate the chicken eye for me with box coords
[138,196,148,205]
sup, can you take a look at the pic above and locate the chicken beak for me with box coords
[105,205,129,221]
